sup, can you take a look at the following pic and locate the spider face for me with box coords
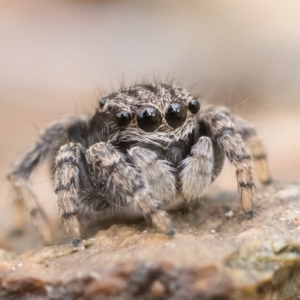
[97,84,201,145]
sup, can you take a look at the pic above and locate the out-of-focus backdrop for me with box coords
[1,0,300,239]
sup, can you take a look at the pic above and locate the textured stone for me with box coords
[1,181,300,299]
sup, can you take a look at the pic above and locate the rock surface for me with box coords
[1,181,300,300]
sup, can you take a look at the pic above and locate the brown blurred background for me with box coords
[1,1,300,239]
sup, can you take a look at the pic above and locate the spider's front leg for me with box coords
[181,137,215,202]
[128,146,177,204]
[86,142,174,235]
[201,106,255,218]
[55,143,83,246]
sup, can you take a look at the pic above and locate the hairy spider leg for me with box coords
[7,116,88,243]
[180,136,215,202]
[55,143,84,246]
[234,116,271,184]
[199,106,255,218]
[128,146,177,204]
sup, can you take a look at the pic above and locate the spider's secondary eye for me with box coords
[116,111,131,126]
[188,98,200,114]
[137,106,162,132]
[99,97,107,108]
[165,102,187,128]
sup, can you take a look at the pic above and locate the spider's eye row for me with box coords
[165,102,187,128]
[137,106,162,132]
[99,97,107,109]
[116,111,132,126]
[188,98,200,114]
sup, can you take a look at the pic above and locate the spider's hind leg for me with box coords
[8,178,52,243]
[7,121,68,243]
[234,116,271,184]
[200,106,255,218]
[7,116,88,244]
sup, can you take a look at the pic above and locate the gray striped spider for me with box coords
[8,83,271,246]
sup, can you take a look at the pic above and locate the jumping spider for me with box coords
[8,83,271,246]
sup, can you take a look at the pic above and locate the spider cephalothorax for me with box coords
[91,83,197,144]
[8,83,271,246]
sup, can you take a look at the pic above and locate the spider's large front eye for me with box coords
[188,98,200,114]
[137,106,162,132]
[116,111,131,126]
[165,102,187,128]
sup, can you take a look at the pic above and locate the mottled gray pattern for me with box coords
[7,83,271,245]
